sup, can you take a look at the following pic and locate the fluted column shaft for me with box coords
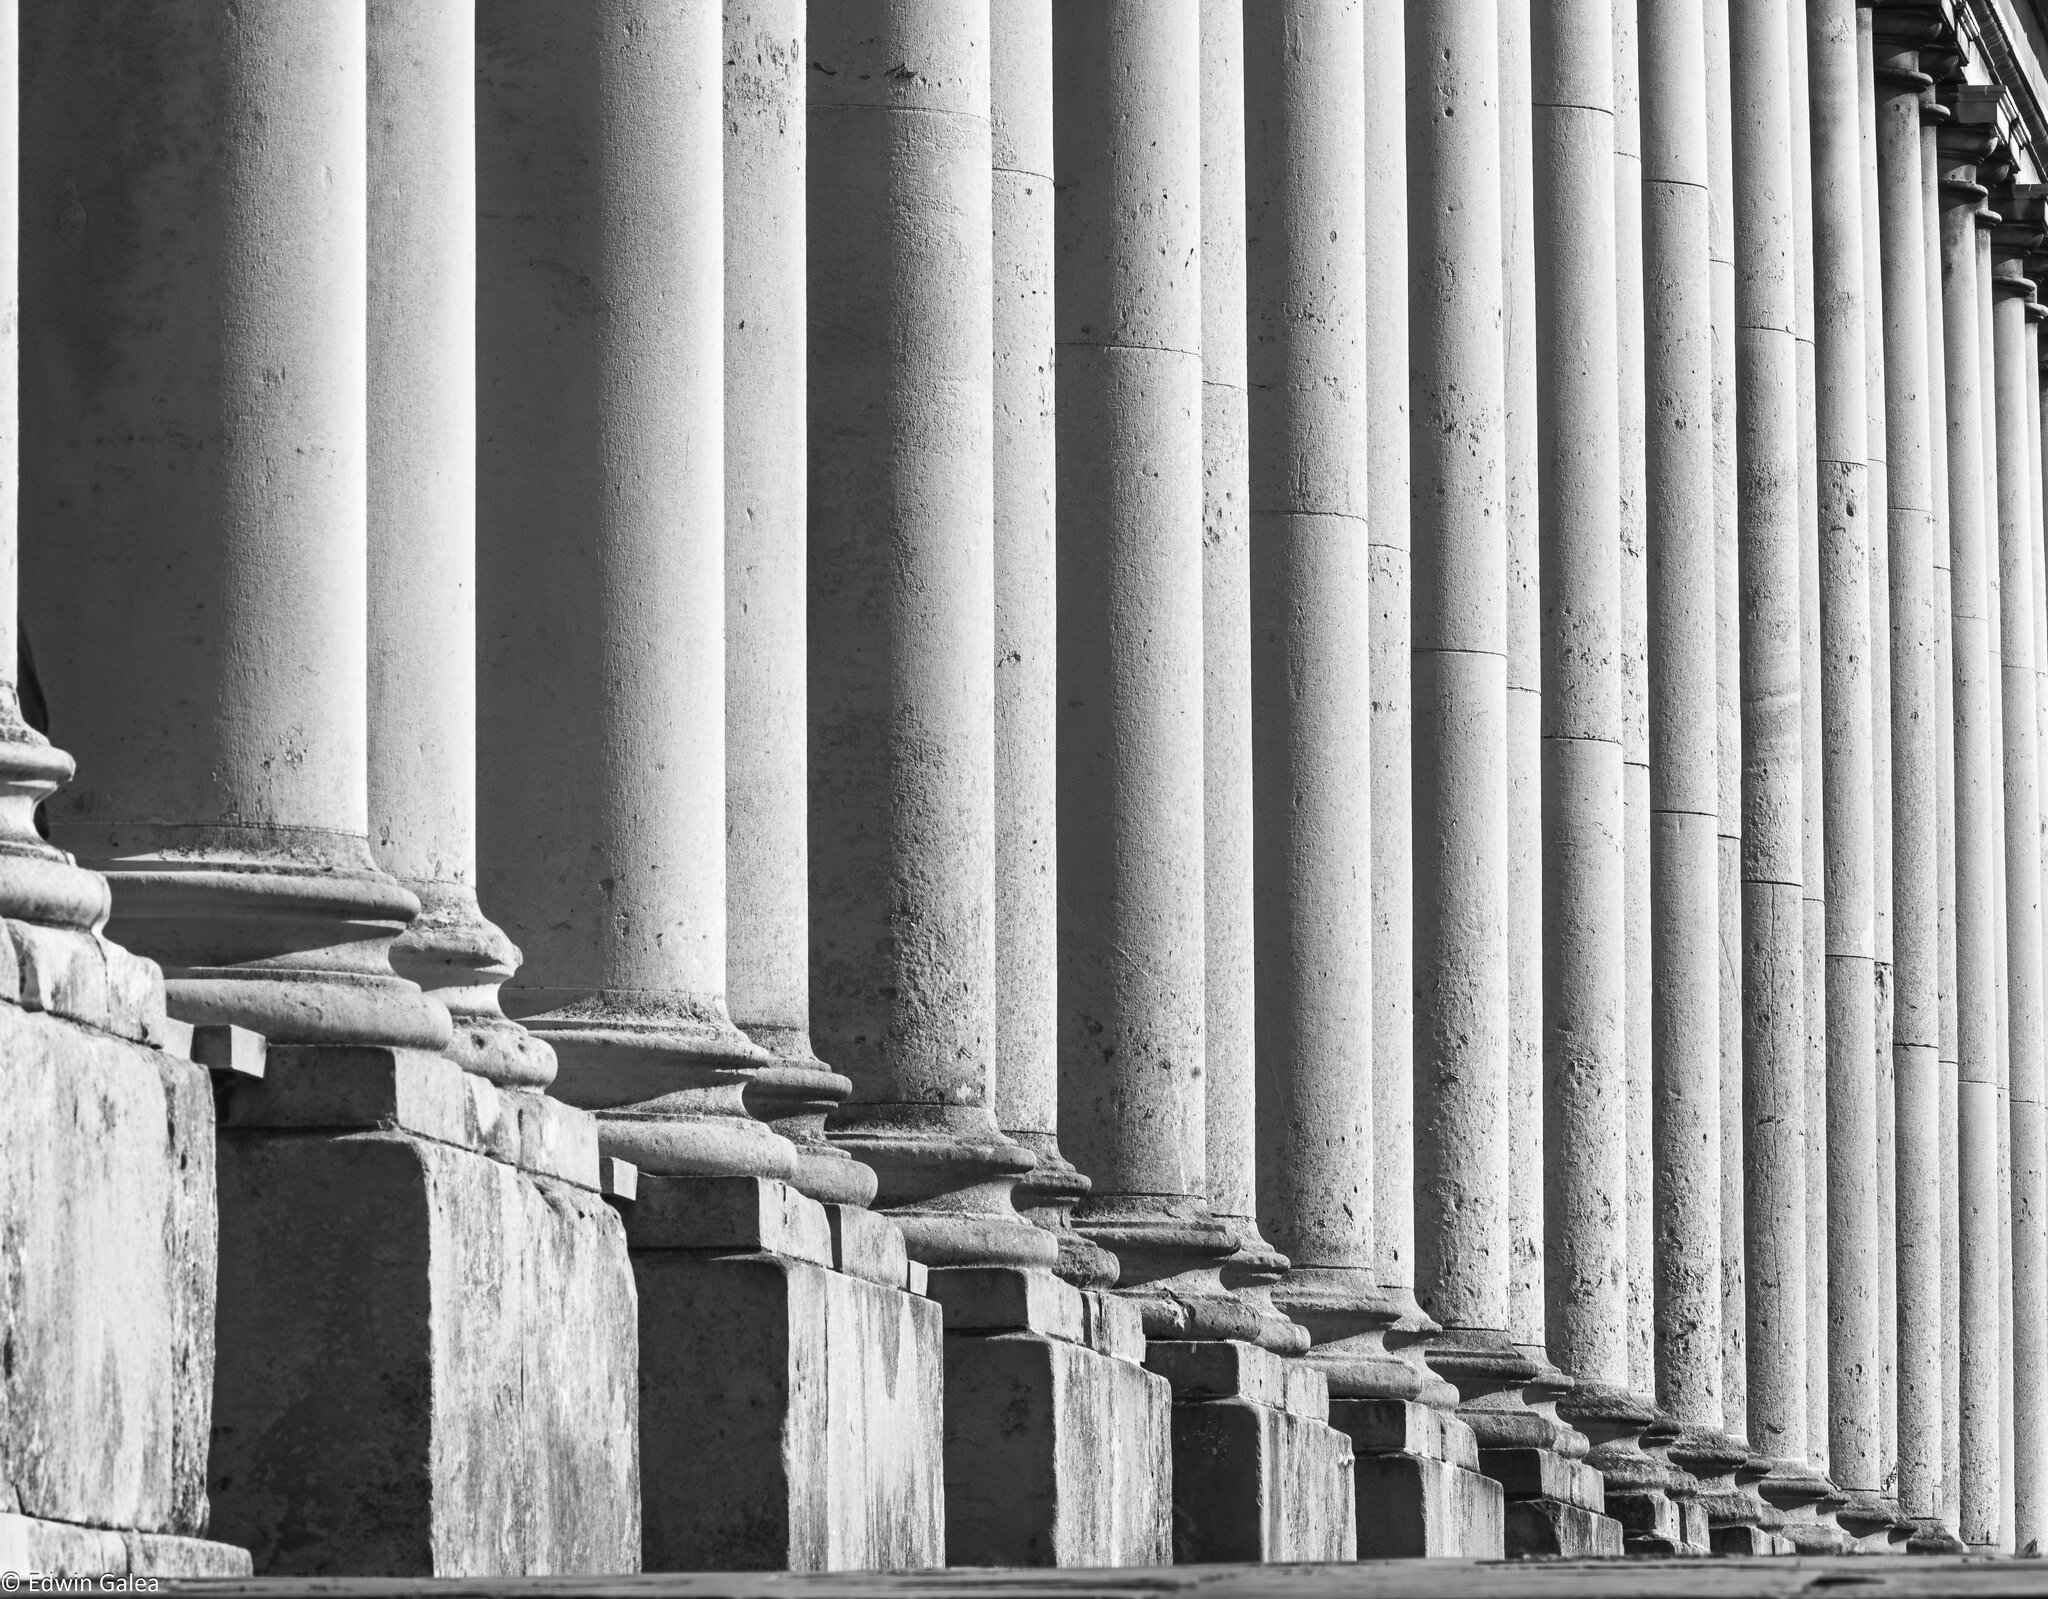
[1243,0,1412,1395]
[1532,0,1638,1426]
[806,0,1051,1266]
[1642,0,1730,1450]
[727,0,872,1206]
[1934,125,2002,1549]
[1057,1,1250,1329]
[1990,236,2046,1553]
[1731,0,1816,1491]
[1410,0,1532,1401]
[477,0,792,1182]
[995,0,1104,1276]
[367,0,553,1094]
[24,0,449,1055]
[1809,0,1884,1524]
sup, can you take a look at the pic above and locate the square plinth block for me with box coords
[1481,1446,1623,1557]
[1331,1399,1503,1557]
[0,996,248,1575]
[1146,1340,1357,1563]
[208,1124,641,1575]
[630,1177,944,1573]
[933,1268,1172,1566]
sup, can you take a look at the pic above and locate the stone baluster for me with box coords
[726,0,874,1208]
[476,0,794,1184]
[1198,0,1303,1343]
[805,0,1050,1267]
[1640,0,1753,1521]
[1054,0,1251,1332]
[368,0,555,1095]
[994,0,1112,1283]
[1933,106,2005,1552]
[1990,198,2047,1557]
[1730,0,1828,1526]
[1809,0,1890,1545]
[1531,0,1660,1520]
[1245,0,1417,1398]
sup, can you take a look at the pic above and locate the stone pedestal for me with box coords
[1146,1342,1356,1564]
[208,1047,638,1576]
[1482,1446,1625,1557]
[932,1267,1171,1566]
[1335,1400,1503,1557]
[624,1177,943,1573]
[0,957,248,1578]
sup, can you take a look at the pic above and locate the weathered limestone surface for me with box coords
[934,1270,1170,1567]
[629,1181,942,1574]
[1145,1343,1357,1565]
[0,1002,245,1576]
[210,1055,639,1576]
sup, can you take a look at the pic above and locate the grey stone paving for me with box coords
[167,1556,2047,1599]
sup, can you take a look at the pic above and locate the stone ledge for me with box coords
[826,1202,909,1289]
[1145,1338,1331,1421]
[1480,1444,1611,1510]
[217,1044,603,1191]
[0,922,167,1048]
[0,1513,250,1578]
[1329,1396,1482,1469]
[624,1176,926,1297]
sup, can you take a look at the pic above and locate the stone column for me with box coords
[1920,76,1965,1539]
[806,0,1049,1268]
[2021,282,2048,1556]
[1411,0,1525,1406]
[1990,210,2047,1556]
[1364,0,1436,1386]
[1531,0,1646,1461]
[1730,0,1826,1516]
[1243,0,1413,1399]
[476,0,792,1183]
[1055,0,1246,1327]
[1705,0,1755,1472]
[1614,0,1658,1450]
[367,0,553,1094]
[1641,0,1745,1487]
[1857,0,1902,1523]
[1809,0,1889,1540]
[1198,0,1299,1341]
[1934,112,2004,1551]
[1501,0,1554,1393]
[994,0,1110,1282]
[726,0,873,1207]
[24,0,448,1059]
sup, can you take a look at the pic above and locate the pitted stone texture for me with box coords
[0,1008,218,1541]
[635,1252,943,1573]
[1332,1399,1503,1557]
[1148,1341,1356,1563]
[209,1131,639,1575]
[0,1517,249,1578]
[627,1175,835,1265]
[218,1044,601,1192]
[1504,1497,1628,1558]
[942,1330,1172,1567]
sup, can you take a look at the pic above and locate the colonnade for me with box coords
[6,0,2048,1574]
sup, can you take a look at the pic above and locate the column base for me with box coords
[930,1267,1172,1566]
[625,1176,944,1573]
[210,1046,641,1576]
[1146,1341,1358,1562]
[0,1516,249,1578]
[1332,1399,1505,1556]
[0,973,240,1567]
[1480,1448,1625,1556]
[1710,1521,1798,1555]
